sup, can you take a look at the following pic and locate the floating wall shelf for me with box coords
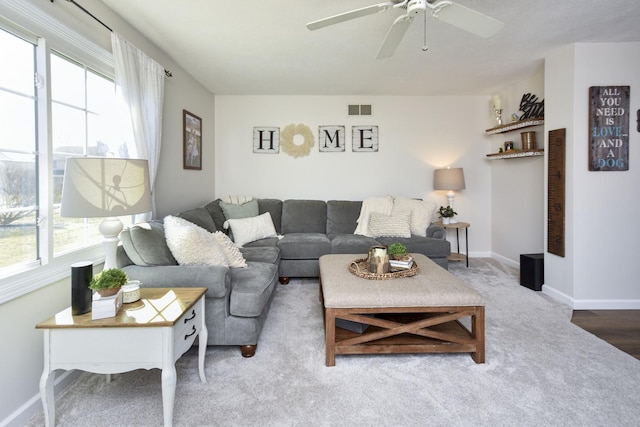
[485,118,544,135]
[486,149,545,160]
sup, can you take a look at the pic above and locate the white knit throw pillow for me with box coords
[226,212,277,247]
[391,197,437,237]
[367,211,412,238]
[213,231,247,268]
[164,216,228,267]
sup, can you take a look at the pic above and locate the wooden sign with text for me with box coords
[588,86,630,171]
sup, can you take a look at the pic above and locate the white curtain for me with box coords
[111,32,164,220]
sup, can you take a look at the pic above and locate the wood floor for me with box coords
[571,310,640,360]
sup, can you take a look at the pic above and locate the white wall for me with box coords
[544,42,640,308]
[488,69,546,265]
[214,95,494,257]
[0,1,215,425]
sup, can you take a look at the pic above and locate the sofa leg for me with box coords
[240,345,257,358]
[279,277,290,285]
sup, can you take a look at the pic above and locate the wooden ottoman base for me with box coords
[324,305,485,367]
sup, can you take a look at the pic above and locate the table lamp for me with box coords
[433,167,465,223]
[60,157,152,270]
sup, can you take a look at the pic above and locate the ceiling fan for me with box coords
[306,0,504,59]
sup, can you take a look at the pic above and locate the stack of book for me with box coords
[389,256,414,271]
[91,289,123,320]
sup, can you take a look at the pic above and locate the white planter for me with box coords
[442,217,451,225]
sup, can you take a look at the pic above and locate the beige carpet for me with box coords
[26,258,640,426]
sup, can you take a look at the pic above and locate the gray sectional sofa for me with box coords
[116,198,450,357]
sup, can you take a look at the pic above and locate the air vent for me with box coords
[348,104,373,116]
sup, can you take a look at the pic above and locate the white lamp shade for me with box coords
[60,157,152,218]
[433,167,466,191]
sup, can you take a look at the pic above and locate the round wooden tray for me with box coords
[349,258,419,280]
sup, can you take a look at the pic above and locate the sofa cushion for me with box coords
[229,262,278,317]
[281,200,327,234]
[277,233,331,259]
[367,211,412,238]
[164,215,228,266]
[240,246,281,265]
[391,197,437,237]
[213,231,247,268]
[120,221,177,266]
[177,207,217,232]
[330,234,380,255]
[257,199,283,235]
[204,199,227,232]
[243,236,279,248]
[326,200,362,235]
[227,212,278,247]
[376,235,451,258]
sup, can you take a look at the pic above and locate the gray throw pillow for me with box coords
[120,221,177,266]
[219,199,259,222]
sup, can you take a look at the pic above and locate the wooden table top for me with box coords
[36,287,207,329]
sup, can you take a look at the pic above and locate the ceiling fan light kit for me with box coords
[307,0,504,58]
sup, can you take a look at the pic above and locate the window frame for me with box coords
[0,4,127,304]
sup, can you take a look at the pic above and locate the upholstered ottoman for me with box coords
[319,253,485,366]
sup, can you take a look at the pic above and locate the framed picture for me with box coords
[183,110,202,170]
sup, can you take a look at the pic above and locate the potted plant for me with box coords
[387,243,409,261]
[89,268,128,297]
[438,206,457,225]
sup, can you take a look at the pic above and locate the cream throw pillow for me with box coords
[367,211,412,238]
[163,216,228,267]
[227,212,277,247]
[213,231,247,268]
[391,197,437,237]
[354,196,394,236]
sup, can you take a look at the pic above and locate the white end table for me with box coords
[36,287,208,427]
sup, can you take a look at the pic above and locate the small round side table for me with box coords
[433,220,470,267]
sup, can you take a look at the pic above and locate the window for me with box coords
[0,28,37,271]
[0,25,134,283]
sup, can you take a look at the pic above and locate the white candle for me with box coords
[492,95,501,110]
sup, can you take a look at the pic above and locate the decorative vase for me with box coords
[367,245,389,274]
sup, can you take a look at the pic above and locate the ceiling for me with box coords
[100,0,640,96]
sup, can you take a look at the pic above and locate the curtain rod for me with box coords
[51,0,173,77]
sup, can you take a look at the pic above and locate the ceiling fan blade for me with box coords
[307,1,395,30]
[377,14,415,59]
[431,2,504,38]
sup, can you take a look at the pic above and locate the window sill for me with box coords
[0,246,105,305]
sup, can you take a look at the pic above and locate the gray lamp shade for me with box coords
[60,157,152,218]
[433,167,466,191]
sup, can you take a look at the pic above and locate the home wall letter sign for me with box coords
[352,125,379,152]
[588,86,630,171]
[253,127,280,153]
[319,126,345,152]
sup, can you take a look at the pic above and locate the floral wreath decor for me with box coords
[280,123,315,158]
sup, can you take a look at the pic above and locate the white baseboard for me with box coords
[541,284,574,308]
[572,299,640,310]
[1,370,81,427]
[490,252,519,268]
[542,285,640,309]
